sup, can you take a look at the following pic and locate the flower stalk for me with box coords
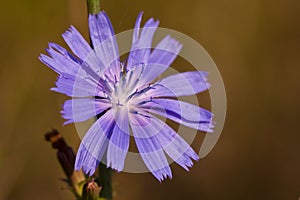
[97,163,112,200]
[86,0,113,199]
[87,0,100,15]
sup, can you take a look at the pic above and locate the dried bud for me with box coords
[45,129,75,178]
[45,129,86,196]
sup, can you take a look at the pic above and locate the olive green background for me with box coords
[0,0,300,199]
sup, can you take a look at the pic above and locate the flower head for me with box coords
[40,11,214,181]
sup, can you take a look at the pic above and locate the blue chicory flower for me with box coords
[40,11,214,181]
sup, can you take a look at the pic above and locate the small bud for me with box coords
[82,180,101,200]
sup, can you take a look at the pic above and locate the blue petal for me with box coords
[147,71,210,97]
[40,43,110,97]
[47,42,82,65]
[51,72,106,97]
[62,26,106,79]
[39,43,81,75]
[132,12,143,46]
[61,98,111,125]
[51,76,93,97]
[62,26,92,61]
[133,112,199,171]
[75,145,99,176]
[127,13,159,70]
[75,110,115,175]
[89,12,121,80]
[107,109,130,171]
[130,113,172,181]
[138,35,182,86]
[139,98,214,132]
[153,118,199,171]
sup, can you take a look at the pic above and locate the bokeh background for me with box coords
[1,0,300,199]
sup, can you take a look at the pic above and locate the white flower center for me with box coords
[110,68,140,109]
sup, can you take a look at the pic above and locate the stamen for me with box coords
[116,100,123,106]
[135,98,153,106]
[127,84,155,100]
[130,110,151,118]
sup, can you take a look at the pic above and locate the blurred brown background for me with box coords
[0,0,300,199]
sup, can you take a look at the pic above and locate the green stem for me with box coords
[87,0,101,14]
[98,162,112,200]
[86,1,113,199]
